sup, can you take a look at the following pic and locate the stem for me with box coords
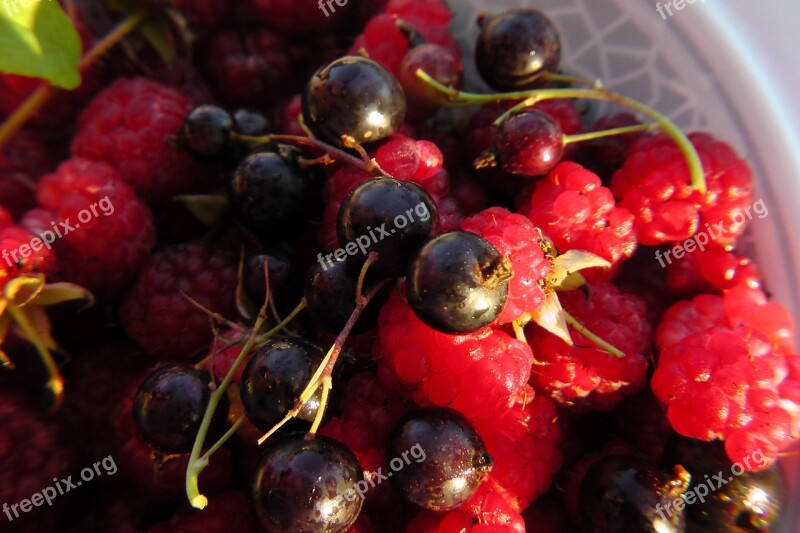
[563,310,625,358]
[416,69,707,194]
[0,13,146,150]
[199,416,245,462]
[255,299,307,344]
[563,123,657,145]
[355,252,379,305]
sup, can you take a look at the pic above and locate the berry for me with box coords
[481,109,564,177]
[576,112,644,180]
[664,243,761,296]
[303,56,406,146]
[338,177,437,277]
[149,491,260,533]
[525,161,637,280]
[460,207,551,324]
[527,282,651,411]
[177,105,234,162]
[406,230,511,333]
[388,408,492,510]
[70,78,212,200]
[244,0,348,34]
[240,337,325,432]
[611,132,755,246]
[173,0,232,27]
[120,243,238,360]
[24,157,155,292]
[397,43,463,116]
[133,364,227,454]
[475,9,561,90]
[252,436,364,533]
[0,222,57,290]
[0,130,52,218]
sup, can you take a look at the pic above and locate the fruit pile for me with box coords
[0,1,796,532]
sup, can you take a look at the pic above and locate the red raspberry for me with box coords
[461,207,551,324]
[386,0,460,57]
[526,282,651,411]
[521,496,577,533]
[611,132,755,246]
[436,196,467,232]
[0,130,52,218]
[173,0,232,27]
[664,243,761,296]
[149,491,260,533]
[70,78,212,200]
[575,112,644,180]
[23,157,155,293]
[374,290,534,422]
[0,222,57,290]
[525,161,637,280]
[209,328,250,383]
[244,0,349,34]
[120,243,238,360]
[351,13,410,73]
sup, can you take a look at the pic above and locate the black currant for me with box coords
[337,177,437,277]
[133,364,227,454]
[302,56,406,145]
[229,146,317,240]
[406,230,511,334]
[478,109,564,176]
[232,108,270,137]
[244,249,294,305]
[177,105,234,162]
[475,8,562,90]
[579,454,691,533]
[388,408,492,511]
[664,436,786,532]
[239,337,325,432]
[252,436,364,533]
[397,43,463,110]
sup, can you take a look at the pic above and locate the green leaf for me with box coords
[0,0,82,88]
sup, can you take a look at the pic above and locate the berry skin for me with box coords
[475,8,561,90]
[23,157,155,293]
[527,282,652,411]
[482,109,564,177]
[611,133,755,246]
[525,161,637,280]
[303,56,406,146]
[133,364,227,454]
[460,207,551,324]
[663,243,761,296]
[397,43,463,117]
[70,78,213,200]
[252,436,364,533]
[406,230,511,333]
[388,408,492,511]
[177,105,234,162]
[120,243,238,361]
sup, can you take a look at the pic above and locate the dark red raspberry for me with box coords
[244,0,349,34]
[375,290,534,422]
[70,78,212,200]
[209,328,250,384]
[23,157,155,293]
[0,130,52,218]
[280,94,306,136]
[664,243,761,296]
[611,132,755,246]
[120,243,238,361]
[461,207,551,324]
[173,0,232,27]
[521,496,577,533]
[525,161,637,280]
[527,282,651,411]
[148,491,260,532]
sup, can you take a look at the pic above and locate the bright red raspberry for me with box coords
[527,282,651,411]
[664,243,761,296]
[0,130,52,218]
[375,290,534,422]
[526,161,637,280]
[120,243,238,360]
[351,13,410,73]
[0,222,57,290]
[23,157,155,293]
[70,78,212,200]
[611,132,755,246]
[149,491,260,532]
[386,0,460,57]
[461,207,551,324]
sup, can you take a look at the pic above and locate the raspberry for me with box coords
[664,243,761,296]
[70,78,212,200]
[611,132,755,246]
[525,162,636,280]
[0,222,57,290]
[352,13,410,73]
[386,0,460,57]
[23,157,155,292]
[374,290,533,422]
[527,282,651,411]
[149,491,260,532]
[320,166,372,250]
[209,328,250,383]
[461,207,551,324]
[280,94,306,136]
[0,130,52,218]
[244,0,348,34]
[436,196,467,232]
[173,0,232,27]
[120,243,238,360]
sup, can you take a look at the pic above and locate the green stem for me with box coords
[563,310,625,358]
[416,69,707,194]
[563,123,658,145]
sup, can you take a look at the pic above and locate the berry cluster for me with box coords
[0,2,796,532]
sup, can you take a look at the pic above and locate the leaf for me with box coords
[527,291,572,345]
[0,0,82,88]
[548,249,610,288]
[3,274,44,306]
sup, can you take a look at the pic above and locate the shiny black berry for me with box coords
[579,454,691,533]
[178,105,234,161]
[240,337,325,432]
[337,177,437,277]
[229,146,317,240]
[397,43,463,110]
[664,436,786,532]
[406,230,511,334]
[133,364,227,454]
[252,436,363,533]
[244,249,295,305]
[388,408,492,511]
[478,109,564,176]
[475,8,561,90]
[302,56,406,145]
[232,108,270,137]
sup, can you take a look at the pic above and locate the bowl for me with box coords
[450,0,800,530]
